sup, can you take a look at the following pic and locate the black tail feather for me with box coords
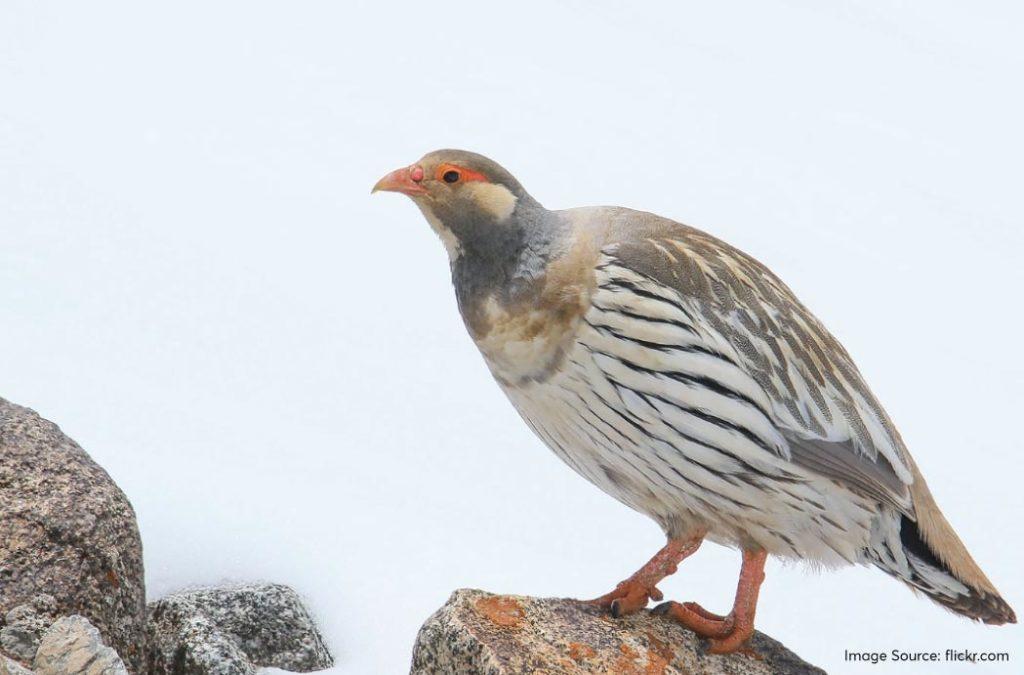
[898,516,1015,625]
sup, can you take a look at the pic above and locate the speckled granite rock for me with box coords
[33,616,128,675]
[145,583,333,675]
[1,595,58,662]
[410,589,825,675]
[0,399,145,673]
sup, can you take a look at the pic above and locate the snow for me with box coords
[1,2,1021,673]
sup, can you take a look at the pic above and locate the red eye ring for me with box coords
[434,163,489,185]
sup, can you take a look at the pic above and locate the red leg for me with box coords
[589,534,704,617]
[654,548,768,654]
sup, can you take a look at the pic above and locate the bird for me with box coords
[372,149,1015,653]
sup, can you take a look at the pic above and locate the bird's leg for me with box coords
[653,548,768,654]
[588,534,704,617]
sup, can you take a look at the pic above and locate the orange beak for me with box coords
[372,164,428,196]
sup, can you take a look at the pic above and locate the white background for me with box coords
[2,2,1021,673]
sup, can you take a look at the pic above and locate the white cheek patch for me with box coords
[465,182,518,222]
[417,203,463,259]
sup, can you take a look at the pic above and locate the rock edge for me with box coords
[411,589,825,675]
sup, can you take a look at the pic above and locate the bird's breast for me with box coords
[470,294,586,386]
[462,217,606,386]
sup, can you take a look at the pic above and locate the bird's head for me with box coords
[372,149,541,259]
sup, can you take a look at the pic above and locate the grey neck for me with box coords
[450,200,565,324]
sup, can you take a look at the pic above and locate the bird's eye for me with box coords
[442,170,460,184]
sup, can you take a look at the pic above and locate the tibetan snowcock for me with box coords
[373,149,1015,653]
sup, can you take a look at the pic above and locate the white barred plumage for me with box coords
[508,252,874,559]
[374,150,1015,653]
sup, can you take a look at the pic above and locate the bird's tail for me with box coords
[869,458,1015,625]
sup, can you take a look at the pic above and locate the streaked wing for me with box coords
[594,232,914,515]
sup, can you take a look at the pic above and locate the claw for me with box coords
[591,580,659,617]
[651,601,675,616]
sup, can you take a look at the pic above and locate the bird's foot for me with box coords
[652,601,732,637]
[588,579,663,618]
[585,535,705,618]
[652,601,756,655]
[651,548,767,655]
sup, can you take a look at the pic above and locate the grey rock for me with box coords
[33,616,127,675]
[410,589,826,675]
[145,583,333,675]
[0,399,145,673]
[1,624,45,664]
[1,594,59,662]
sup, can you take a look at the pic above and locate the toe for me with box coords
[683,601,729,623]
[655,600,734,639]
[704,623,755,655]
